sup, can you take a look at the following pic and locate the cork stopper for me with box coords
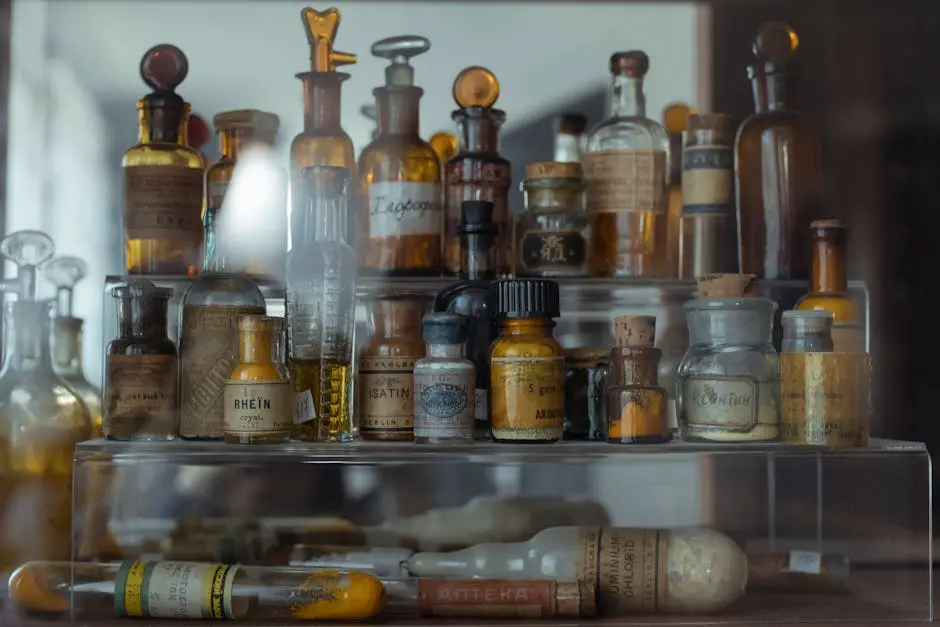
[613,315,656,348]
[696,273,759,297]
[213,109,280,136]
[525,162,583,180]
[662,102,693,134]
[811,218,845,230]
[609,50,649,78]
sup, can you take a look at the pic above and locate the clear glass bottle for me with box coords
[736,22,822,280]
[104,280,178,441]
[515,162,589,277]
[585,51,669,278]
[781,310,834,353]
[794,219,864,352]
[0,231,91,572]
[607,315,668,444]
[291,8,358,249]
[554,113,587,163]
[413,312,475,444]
[563,347,608,440]
[662,102,692,278]
[444,67,511,277]
[358,36,442,275]
[286,165,356,442]
[205,109,285,278]
[359,295,428,442]
[677,297,780,442]
[44,256,103,439]
[122,44,205,276]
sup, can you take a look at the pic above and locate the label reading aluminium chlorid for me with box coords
[114,561,239,619]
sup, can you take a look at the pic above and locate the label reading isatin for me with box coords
[583,149,667,215]
[681,145,733,216]
[359,356,418,434]
[114,561,239,619]
[368,181,442,238]
[223,380,292,437]
[124,165,204,241]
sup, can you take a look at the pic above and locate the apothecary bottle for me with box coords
[413,312,475,444]
[563,347,608,440]
[123,44,205,275]
[677,297,780,442]
[359,295,429,442]
[358,36,442,275]
[736,22,822,279]
[608,315,668,444]
[515,162,589,277]
[224,315,291,444]
[445,67,511,276]
[781,310,834,353]
[663,102,692,278]
[104,280,178,441]
[585,51,669,278]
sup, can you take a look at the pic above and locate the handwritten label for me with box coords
[124,165,204,241]
[223,380,292,438]
[114,561,239,619]
[584,149,667,214]
[787,550,822,575]
[681,145,733,216]
[683,376,758,432]
[294,389,316,425]
[359,356,417,435]
[490,356,564,440]
[368,181,442,238]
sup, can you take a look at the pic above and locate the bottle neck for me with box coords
[427,343,464,358]
[611,75,645,118]
[300,175,347,245]
[1,303,53,373]
[116,298,170,339]
[138,104,189,145]
[811,232,848,294]
[51,317,85,378]
[219,128,273,161]
[456,112,500,154]
[302,74,344,131]
[377,87,422,136]
[554,132,583,163]
[523,181,583,211]
[460,231,496,280]
[369,300,424,339]
[238,330,275,365]
[612,347,661,386]
[751,72,796,112]
[499,317,556,337]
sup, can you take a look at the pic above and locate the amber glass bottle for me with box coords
[358,36,442,275]
[795,219,864,352]
[736,22,822,280]
[290,8,358,249]
[123,44,205,276]
[359,295,429,442]
[607,315,668,444]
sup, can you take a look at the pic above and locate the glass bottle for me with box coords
[224,315,291,445]
[662,102,692,278]
[680,113,737,278]
[0,230,91,572]
[104,280,178,441]
[781,310,834,353]
[434,200,498,436]
[123,44,205,275]
[178,230,266,440]
[490,279,564,443]
[515,162,589,277]
[205,109,285,278]
[563,348,608,440]
[429,131,458,168]
[286,166,356,442]
[607,315,668,444]
[413,312,476,444]
[554,113,587,163]
[359,295,428,442]
[736,22,822,280]
[794,219,864,352]
[290,8,358,249]
[444,67,511,277]
[585,51,669,278]
[44,256,103,439]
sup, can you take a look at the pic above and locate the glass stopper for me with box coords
[753,22,799,63]
[0,230,55,301]
[140,44,189,92]
[302,7,357,72]
[453,66,500,109]
[44,256,88,318]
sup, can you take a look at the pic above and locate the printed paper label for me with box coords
[293,389,316,425]
[105,354,177,438]
[368,181,442,238]
[787,550,822,574]
[417,580,558,618]
[114,561,239,619]
[490,356,564,439]
[124,165,204,241]
[223,380,292,437]
[683,376,758,432]
[681,145,733,216]
[414,371,475,439]
[583,149,667,214]
[359,356,418,434]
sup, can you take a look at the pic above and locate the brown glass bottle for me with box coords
[736,22,822,280]
[607,316,667,444]
[358,36,442,275]
[663,103,692,278]
[359,295,429,442]
[123,45,205,276]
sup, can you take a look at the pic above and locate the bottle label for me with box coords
[681,145,733,216]
[180,305,265,439]
[444,159,512,275]
[414,370,475,439]
[417,579,560,618]
[105,354,178,438]
[294,389,317,425]
[124,165,204,241]
[683,376,759,433]
[223,380,292,437]
[367,181,443,238]
[490,356,564,440]
[519,230,586,272]
[114,561,239,619]
[575,528,670,614]
[359,356,418,434]
[787,550,822,574]
[830,323,866,352]
[583,149,667,214]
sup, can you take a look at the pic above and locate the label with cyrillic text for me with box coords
[368,181,442,238]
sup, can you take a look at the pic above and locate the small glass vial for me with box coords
[359,295,430,442]
[490,279,565,443]
[607,315,668,444]
[104,280,178,441]
[413,313,475,444]
[515,162,589,278]
[563,347,608,440]
[781,310,834,353]
[223,315,292,444]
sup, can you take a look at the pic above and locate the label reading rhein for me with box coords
[223,380,292,437]
[583,149,667,214]
[368,181,442,238]
[681,145,733,216]
[114,561,239,619]
[414,370,474,439]
[294,389,316,425]
[683,376,758,433]
[105,354,177,438]
[417,580,558,618]
[124,165,204,241]
[359,356,418,434]
[490,356,565,440]
[520,231,586,272]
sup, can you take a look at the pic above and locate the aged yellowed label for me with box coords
[417,580,558,618]
[683,376,758,432]
[223,380,292,437]
[490,356,564,439]
[780,352,870,447]
[105,354,177,438]
[584,149,667,214]
[681,145,733,216]
[359,356,417,434]
[124,165,204,241]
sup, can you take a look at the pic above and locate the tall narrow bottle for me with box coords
[122,44,205,275]
[585,51,669,278]
[444,67,511,277]
[290,8,358,250]
[736,22,822,279]
[358,36,442,275]
[287,166,357,442]
[663,103,692,278]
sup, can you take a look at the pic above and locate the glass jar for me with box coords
[515,162,589,278]
[677,297,780,442]
[781,310,834,353]
[607,346,669,444]
[563,347,608,440]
